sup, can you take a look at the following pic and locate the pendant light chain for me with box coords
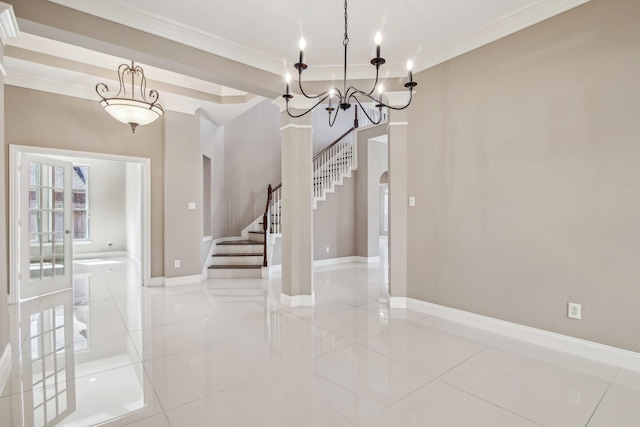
[343,0,349,47]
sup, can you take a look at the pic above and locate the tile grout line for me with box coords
[584,366,621,426]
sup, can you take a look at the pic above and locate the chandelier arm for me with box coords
[352,97,382,125]
[351,88,415,111]
[138,67,148,103]
[297,74,331,100]
[286,96,330,118]
[117,63,129,98]
[328,106,341,127]
[95,83,110,101]
[365,67,381,96]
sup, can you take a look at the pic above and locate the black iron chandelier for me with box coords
[283,0,417,126]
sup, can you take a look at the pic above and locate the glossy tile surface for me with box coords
[2,255,639,426]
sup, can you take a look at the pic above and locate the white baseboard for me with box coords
[148,277,164,287]
[0,343,12,396]
[389,297,407,308]
[73,251,128,260]
[355,256,381,264]
[313,256,356,267]
[281,292,315,307]
[405,298,640,372]
[264,256,378,277]
[164,274,204,287]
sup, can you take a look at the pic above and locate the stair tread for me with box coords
[208,265,262,269]
[212,253,263,257]
[217,240,263,246]
[248,230,265,234]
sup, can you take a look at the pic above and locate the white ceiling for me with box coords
[4,0,590,124]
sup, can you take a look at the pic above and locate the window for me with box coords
[29,164,90,243]
[72,166,89,240]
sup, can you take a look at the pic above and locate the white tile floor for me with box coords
[1,256,640,426]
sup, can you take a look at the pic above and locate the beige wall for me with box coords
[222,100,281,236]
[406,0,640,352]
[5,86,165,277]
[355,125,388,258]
[199,114,226,241]
[163,111,202,278]
[313,175,356,261]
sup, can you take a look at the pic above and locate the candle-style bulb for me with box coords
[285,73,291,96]
[406,59,414,71]
[329,88,336,97]
[377,84,384,96]
[374,31,382,46]
[298,37,306,66]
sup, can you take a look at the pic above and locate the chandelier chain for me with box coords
[343,0,349,46]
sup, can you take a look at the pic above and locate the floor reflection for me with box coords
[4,259,155,427]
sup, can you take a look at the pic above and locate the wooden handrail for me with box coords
[262,184,272,267]
[314,127,355,161]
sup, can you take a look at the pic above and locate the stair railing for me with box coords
[261,127,356,267]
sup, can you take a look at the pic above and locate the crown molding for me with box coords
[6,67,199,115]
[414,0,591,72]
[0,2,19,45]
[48,0,590,81]
[48,0,283,75]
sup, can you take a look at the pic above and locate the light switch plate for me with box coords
[188,202,196,211]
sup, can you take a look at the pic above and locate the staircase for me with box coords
[208,107,385,279]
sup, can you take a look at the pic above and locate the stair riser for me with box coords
[208,268,262,279]
[216,244,263,254]
[211,256,263,266]
[248,234,265,243]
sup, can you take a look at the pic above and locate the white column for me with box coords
[278,107,314,307]
[384,93,410,308]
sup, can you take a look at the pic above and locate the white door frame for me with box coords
[9,145,152,304]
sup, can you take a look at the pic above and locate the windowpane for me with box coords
[73,211,87,240]
[72,165,89,241]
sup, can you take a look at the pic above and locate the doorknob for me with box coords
[65,230,71,234]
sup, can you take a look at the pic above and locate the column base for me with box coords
[280,292,315,307]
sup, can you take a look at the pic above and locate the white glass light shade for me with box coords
[100,99,163,128]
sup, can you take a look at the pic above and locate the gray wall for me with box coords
[312,107,354,156]
[163,111,202,278]
[5,87,165,278]
[73,158,127,256]
[355,126,388,258]
[222,100,281,236]
[199,113,225,242]
[313,175,356,261]
[405,0,640,352]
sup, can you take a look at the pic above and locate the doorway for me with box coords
[9,145,151,303]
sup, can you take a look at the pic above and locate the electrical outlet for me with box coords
[174,260,181,269]
[409,196,416,207]
[568,302,581,320]
[326,246,330,253]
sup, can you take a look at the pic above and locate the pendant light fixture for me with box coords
[96,61,164,133]
[283,0,417,126]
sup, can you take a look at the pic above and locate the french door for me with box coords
[20,154,73,300]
